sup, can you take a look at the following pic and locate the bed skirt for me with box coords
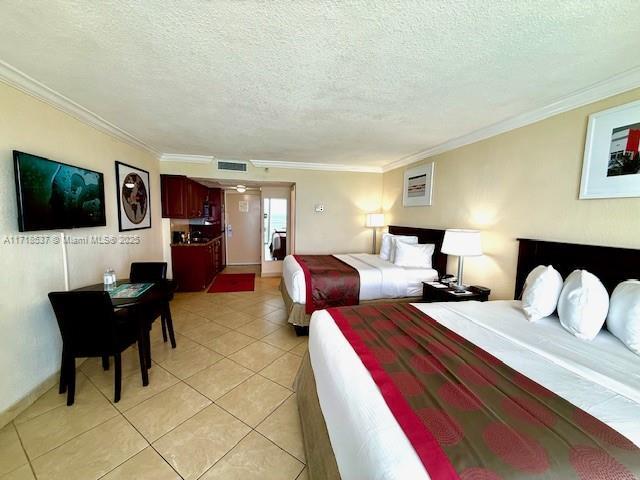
[280,279,421,327]
[295,352,342,480]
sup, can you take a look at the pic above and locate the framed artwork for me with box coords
[115,161,151,231]
[403,162,434,207]
[580,99,640,199]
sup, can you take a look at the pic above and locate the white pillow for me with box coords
[389,236,419,263]
[521,265,563,321]
[379,233,395,260]
[606,280,640,356]
[393,242,435,269]
[558,270,609,340]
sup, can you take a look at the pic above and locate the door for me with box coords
[225,192,261,265]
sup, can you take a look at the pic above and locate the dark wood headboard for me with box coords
[515,238,640,299]
[388,225,448,275]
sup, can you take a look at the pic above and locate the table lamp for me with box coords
[441,229,482,290]
[365,213,385,254]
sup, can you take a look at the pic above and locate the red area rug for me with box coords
[208,273,255,293]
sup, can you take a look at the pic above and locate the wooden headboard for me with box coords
[388,225,448,275]
[515,238,640,299]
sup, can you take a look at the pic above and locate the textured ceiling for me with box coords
[1,1,639,167]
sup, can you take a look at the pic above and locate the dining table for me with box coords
[72,278,178,386]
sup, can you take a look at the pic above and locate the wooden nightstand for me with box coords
[422,282,490,303]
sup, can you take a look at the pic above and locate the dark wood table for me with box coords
[72,279,178,385]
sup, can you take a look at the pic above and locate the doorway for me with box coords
[225,192,261,265]
[261,186,293,276]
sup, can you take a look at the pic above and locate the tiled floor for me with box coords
[1,268,309,480]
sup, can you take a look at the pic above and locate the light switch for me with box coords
[314,204,324,213]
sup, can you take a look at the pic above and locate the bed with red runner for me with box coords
[293,254,360,314]
[332,303,639,478]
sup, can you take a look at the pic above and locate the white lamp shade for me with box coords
[441,229,482,256]
[365,213,385,228]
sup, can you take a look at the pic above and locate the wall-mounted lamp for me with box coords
[365,213,385,254]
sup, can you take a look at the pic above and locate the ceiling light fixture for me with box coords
[236,184,246,193]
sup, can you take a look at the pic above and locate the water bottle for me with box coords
[104,268,115,290]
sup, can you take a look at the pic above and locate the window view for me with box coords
[263,198,287,261]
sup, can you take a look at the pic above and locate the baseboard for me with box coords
[260,272,282,278]
[0,371,58,428]
[226,262,261,266]
[0,358,87,428]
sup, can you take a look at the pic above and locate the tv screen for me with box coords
[13,151,107,232]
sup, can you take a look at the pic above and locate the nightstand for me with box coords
[422,282,490,303]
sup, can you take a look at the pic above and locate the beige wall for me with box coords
[0,83,162,414]
[160,162,383,255]
[383,88,640,300]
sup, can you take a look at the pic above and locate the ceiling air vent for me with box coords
[217,160,247,172]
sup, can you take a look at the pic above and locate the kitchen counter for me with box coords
[170,234,223,248]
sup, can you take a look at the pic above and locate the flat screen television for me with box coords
[13,150,107,232]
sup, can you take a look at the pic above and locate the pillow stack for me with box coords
[379,233,418,262]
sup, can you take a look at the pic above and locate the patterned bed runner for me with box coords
[294,255,360,314]
[327,303,640,480]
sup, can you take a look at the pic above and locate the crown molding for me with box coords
[159,153,214,164]
[250,159,383,173]
[0,60,158,156]
[382,66,640,172]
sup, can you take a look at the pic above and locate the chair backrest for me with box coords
[130,262,167,282]
[48,291,117,354]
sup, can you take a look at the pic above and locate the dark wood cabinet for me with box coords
[161,175,188,218]
[171,236,225,292]
[161,175,209,219]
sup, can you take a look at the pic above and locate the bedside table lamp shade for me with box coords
[441,229,482,288]
[365,213,385,253]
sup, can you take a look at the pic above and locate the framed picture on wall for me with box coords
[580,99,640,199]
[403,161,434,207]
[115,161,151,231]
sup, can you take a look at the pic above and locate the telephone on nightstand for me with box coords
[439,274,456,285]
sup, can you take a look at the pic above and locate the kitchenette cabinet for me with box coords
[171,236,224,291]
[161,175,216,219]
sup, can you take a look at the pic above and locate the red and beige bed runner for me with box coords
[294,255,360,314]
[327,303,640,480]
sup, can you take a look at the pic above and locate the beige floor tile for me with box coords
[216,376,291,427]
[185,359,254,400]
[101,447,179,480]
[171,312,212,333]
[261,309,289,325]
[197,305,236,321]
[289,339,309,357]
[157,342,223,379]
[153,404,251,480]
[260,353,302,390]
[213,311,256,329]
[0,423,28,476]
[148,333,195,363]
[264,296,286,309]
[93,365,180,412]
[0,465,35,480]
[31,416,147,480]
[296,467,308,480]
[206,331,256,356]
[124,383,211,442]
[228,342,286,372]
[256,395,305,462]
[13,382,66,426]
[199,431,303,480]
[239,303,281,319]
[180,321,231,345]
[236,317,283,339]
[80,348,143,380]
[16,377,118,459]
[262,328,305,351]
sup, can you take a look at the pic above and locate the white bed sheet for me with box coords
[282,253,437,304]
[309,300,640,480]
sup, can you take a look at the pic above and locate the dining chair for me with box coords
[48,291,148,405]
[129,262,177,349]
